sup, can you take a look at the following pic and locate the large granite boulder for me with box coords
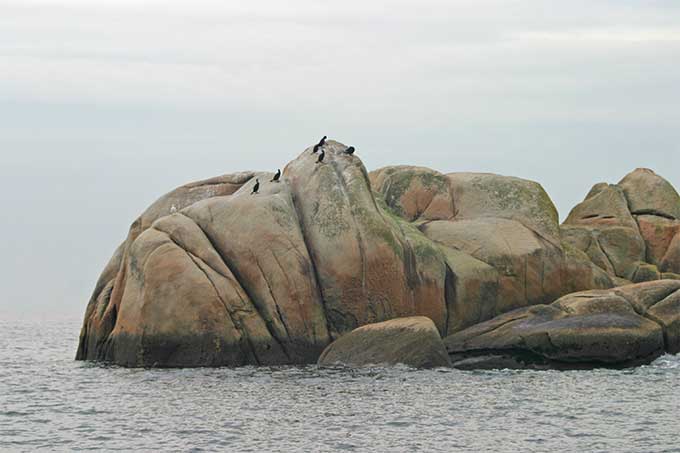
[76,172,256,365]
[317,317,451,368]
[562,169,680,282]
[375,168,612,333]
[619,168,680,220]
[78,143,451,367]
[445,280,680,369]
[284,143,448,338]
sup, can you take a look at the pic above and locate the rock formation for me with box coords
[76,142,680,369]
[446,280,680,369]
[561,168,680,284]
[317,317,451,369]
[370,167,613,333]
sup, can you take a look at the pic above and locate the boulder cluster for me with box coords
[76,141,680,369]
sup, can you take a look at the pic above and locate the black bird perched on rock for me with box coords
[316,149,325,164]
[312,135,327,153]
[344,146,355,155]
[270,169,281,182]
[251,179,260,194]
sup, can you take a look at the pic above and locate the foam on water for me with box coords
[1,319,679,452]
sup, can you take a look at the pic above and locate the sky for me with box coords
[1,0,679,319]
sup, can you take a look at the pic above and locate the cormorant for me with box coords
[344,146,355,155]
[270,169,281,182]
[251,179,260,194]
[316,149,325,164]
[312,135,327,153]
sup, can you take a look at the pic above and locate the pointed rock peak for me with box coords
[565,182,636,229]
[585,182,617,200]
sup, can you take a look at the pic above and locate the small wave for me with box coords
[650,354,680,369]
[0,411,31,417]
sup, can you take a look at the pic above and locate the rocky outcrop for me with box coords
[445,280,680,369]
[373,167,612,333]
[77,143,679,368]
[317,317,451,368]
[562,169,680,283]
[76,172,256,366]
[78,143,455,367]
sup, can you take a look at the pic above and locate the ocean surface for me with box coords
[1,318,679,453]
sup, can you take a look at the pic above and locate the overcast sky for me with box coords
[1,0,679,319]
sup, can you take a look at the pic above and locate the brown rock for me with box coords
[661,234,680,274]
[562,184,646,280]
[611,280,680,313]
[563,169,680,285]
[636,215,680,265]
[445,283,671,369]
[76,172,255,363]
[646,290,680,353]
[631,263,661,283]
[565,184,638,229]
[447,172,560,245]
[618,168,680,220]
[86,156,680,369]
[318,317,451,368]
[79,143,456,367]
[284,141,448,338]
[372,167,602,335]
[446,281,680,369]
[423,217,565,317]
[369,166,454,222]
[440,247,500,333]
[561,243,614,294]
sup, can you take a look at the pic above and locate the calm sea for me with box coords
[1,318,679,452]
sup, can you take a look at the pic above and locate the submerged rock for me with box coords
[445,281,680,370]
[317,317,451,368]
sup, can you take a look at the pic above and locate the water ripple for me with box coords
[1,319,679,452]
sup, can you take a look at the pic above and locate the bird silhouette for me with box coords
[312,135,327,153]
[270,169,281,182]
[316,149,325,164]
[344,146,355,155]
[251,179,260,194]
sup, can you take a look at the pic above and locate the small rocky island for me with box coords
[77,140,680,370]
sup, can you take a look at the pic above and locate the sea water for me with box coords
[1,319,679,452]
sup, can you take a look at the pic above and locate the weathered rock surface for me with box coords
[317,317,451,368]
[562,169,680,282]
[78,143,453,367]
[76,146,680,368]
[445,281,680,370]
[369,166,454,222]
[77,172,257,366]
[385,169,613,333]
